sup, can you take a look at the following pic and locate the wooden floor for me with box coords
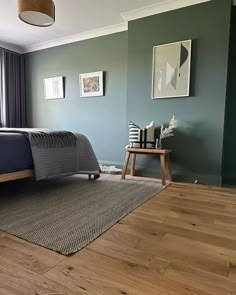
[0,183,236,295]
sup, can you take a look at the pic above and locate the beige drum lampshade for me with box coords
[18,0,55,27]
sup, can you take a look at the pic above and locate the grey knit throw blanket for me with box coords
[0,128,77,180]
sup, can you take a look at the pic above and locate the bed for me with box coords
[0,130,100,182]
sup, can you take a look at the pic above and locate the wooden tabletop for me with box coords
[125,146,171,154]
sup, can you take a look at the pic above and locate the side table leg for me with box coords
[160,154,166,185]
[130,153,136,176]
[121,151,130,179]
[166,153,173,182]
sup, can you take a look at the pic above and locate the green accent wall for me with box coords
[223,6,236,185]
[26,32,128,164]
[25,0,232,185]
[127,0,231,185]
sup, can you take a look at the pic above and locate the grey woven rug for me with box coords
[0,175,164,255]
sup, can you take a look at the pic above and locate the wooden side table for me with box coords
[121,147,172,185]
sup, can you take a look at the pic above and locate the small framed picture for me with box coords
[80,71,104,97]
[44,76,64,100]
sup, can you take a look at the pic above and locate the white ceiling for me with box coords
[0,0,210,53]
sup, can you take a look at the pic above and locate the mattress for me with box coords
[0,133,33,174]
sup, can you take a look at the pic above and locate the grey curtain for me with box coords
[0,48,26,127]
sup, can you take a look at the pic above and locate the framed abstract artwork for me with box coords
[152,40,192,99]
[80,71,104,97]
[44,76,64,100]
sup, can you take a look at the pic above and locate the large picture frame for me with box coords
[152,40,192,99]
[44,76,64,100]
[80,71,104,97]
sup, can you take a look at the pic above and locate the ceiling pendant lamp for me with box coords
[18,0,55,27]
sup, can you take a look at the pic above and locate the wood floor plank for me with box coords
[115,218,166,240]
[132,205,215,225]
[164,262,236,295]
[229,258,236,281]
[164,216,236,241]
[122,213,236,251]
[46,259,141,295]
[136,233,230,276]
[158,186,236,206]
[214,215,236,226]
[156,196,230,215]
[169,182,236,195]
[100,227,143,248]
[111,221,166,245]
[0,255,78,295]
[0,234,63,275]
[87,237,170,273]
[138,201,231,225]
[46,249,211,295]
